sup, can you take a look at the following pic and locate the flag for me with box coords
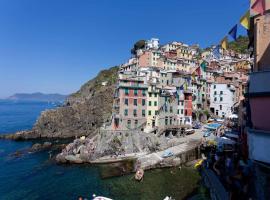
[221,36,228,50]
[200,61,207,71]
[240,11,250,30]
[251,0,265,15]
[228,25,237,40]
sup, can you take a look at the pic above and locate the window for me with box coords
[124,109,128,116]
[220,105,222,110]
[170,106,173,113]
[177,109,180,114]
[214,91,217,95]
[214,97,217,101]
[220,97,223,101]
[135,120,138,127]
[154,93,158,97]
[148,110,151,116]
[155,110,158,115]
[170,117,172,125]
[134,99,137,106]
[127,120,131,128]
[142,90,146,96]
[149,93,152,97]
[125,88,129,95]
[165,117,168,125]
[133,109,137,117]
[149,101,152,106]
[220,91,223,95]
[181,109,184,114]
[181,101,184,106]
[142,99,146,106]
[214,85,216,89]
[125,99,128,105]
[154,101,157,106]
[142,110,146,117]
[134,89,138,96]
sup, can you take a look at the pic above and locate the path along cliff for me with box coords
[1,66,119,140]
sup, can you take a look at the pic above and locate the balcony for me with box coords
[248,128,270,164]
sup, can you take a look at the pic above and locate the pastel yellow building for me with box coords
[145,85,159,132]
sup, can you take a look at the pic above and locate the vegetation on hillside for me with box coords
[203,35,249,54]
[70,66,119,98]
[228,35,249,54]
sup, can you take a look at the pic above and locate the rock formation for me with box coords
[1,66,119,140]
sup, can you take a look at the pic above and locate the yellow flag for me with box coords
[240,11,250,30]
[221,36,228,50]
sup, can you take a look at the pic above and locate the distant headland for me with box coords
[5,92,68,102]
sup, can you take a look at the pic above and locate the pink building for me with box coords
[247,4,270,165]
[112,78,148,130]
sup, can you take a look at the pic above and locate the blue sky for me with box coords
[0,0,249,98]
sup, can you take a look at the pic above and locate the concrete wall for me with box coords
[248,129,270,164]
[254,13,270,71]
[250,97,270,131]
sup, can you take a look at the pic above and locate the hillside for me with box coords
[228,35,249,54]
[4,66,119,139]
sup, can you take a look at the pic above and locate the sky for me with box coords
[0,0,249,98]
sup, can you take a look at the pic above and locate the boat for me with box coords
[135,168,144,181]
[162,150,174,158]
[194,159,204,169]
[163,196,174,200]
[92,195,113,200]
[185,129,195,135]
[203,131,211,137]
[204,123,221,130]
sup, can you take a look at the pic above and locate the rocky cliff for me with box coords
[3,66,119,140]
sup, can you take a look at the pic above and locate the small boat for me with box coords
[203,131,211,137]
[194,159,203,169]
[185,129,195,135]
[135,168,144,181]
[162,150,174,158]
[92,194,113,200]
[163,196,174,200]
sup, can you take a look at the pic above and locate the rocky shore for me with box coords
[55,128,202,174]
[55,130,170,164]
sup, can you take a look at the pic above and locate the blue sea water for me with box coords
[0,100,108,200]
[0,100,200,200]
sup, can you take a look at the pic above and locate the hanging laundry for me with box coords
[228,25,237,40]
[240,11,250,30]
[251,0,265,15]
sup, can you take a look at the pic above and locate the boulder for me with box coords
[56,153,67,163]
[65,155,83,164]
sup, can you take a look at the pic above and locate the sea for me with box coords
[0,100,201,200]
